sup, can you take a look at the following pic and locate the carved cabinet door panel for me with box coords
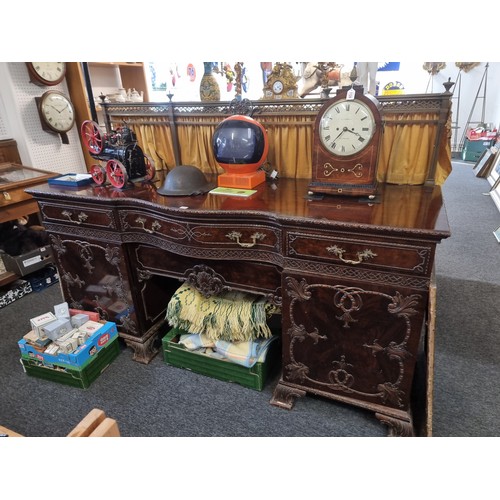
[49,233,140,337]
[280,272,428,414]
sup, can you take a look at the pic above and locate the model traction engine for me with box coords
[80,120,155,189]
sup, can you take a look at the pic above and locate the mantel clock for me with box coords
[262,62,299,100]
[309,85,383,197]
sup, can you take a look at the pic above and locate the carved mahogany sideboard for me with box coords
[26,177,450,436]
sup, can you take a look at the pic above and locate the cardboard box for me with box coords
[27,264,59,292]
[40,318,73,341]
[20,337,120,389]
[69,309,100,322]
[0,279,32,309]
[2,246,54,277]
[162,328,280,391]
[30,312,57,337]
[70,313,90,328]
[18,321,118,369]
[54,302,70,319]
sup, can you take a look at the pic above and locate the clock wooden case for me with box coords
[26,62,66,86]
[309,85,383,197]
[35,90,75,144]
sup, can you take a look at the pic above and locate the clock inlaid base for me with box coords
[308,179,378,197]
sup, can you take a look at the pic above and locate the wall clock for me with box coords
[26,62,66,86]
[309,85,383,197]
[35,90,75,144]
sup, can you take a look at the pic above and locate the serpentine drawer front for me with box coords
[286,230,432,275]
[39,202,116,229]
[119,210,281,255]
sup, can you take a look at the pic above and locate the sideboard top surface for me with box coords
[26,177,450,240]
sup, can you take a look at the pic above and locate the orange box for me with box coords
[217,170,265,189]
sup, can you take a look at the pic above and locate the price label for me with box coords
[346,88,356,100]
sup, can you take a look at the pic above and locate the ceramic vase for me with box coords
[200,62,220,101]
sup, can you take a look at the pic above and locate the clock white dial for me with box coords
[40,91,75,133]
[28,62,66,85]
[319,98,376,156]
[272,80,284,94]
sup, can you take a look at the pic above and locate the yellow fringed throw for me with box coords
[166,283,278,342]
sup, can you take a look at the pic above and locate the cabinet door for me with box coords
[50,233,140,337]
[281,272,428,413]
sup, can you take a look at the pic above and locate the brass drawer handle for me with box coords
[226,231,266,248]
[61,210,88,225]
[135,216,162,234]
[3,191,12,201]
[327,245,377,265]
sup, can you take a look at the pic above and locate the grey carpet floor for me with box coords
[1,160,499,498]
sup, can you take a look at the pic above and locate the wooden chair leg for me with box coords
[89,417,120,437]
[67,408,106,437]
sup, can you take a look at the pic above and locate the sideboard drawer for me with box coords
[286,230,432,275]
[119,210,281,253]
[39,202,116,229]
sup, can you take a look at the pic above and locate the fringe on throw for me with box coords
[165,282,279,342]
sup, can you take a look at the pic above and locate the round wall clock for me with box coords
[309,85,383,197]
[36,90,75,144]
[26,62,66,86]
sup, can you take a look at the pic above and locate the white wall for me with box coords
[0,62,86,174]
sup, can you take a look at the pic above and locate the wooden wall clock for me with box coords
[35,90,75,144]
[309,85,383,197]
[26,62,66,86]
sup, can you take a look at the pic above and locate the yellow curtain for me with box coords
[377,112,452,185]
[123,108,452,185]
[176,116,221,174]
[129,117,176,171]
[262,116,313,179]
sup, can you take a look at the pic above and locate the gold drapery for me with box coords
[122,108,452,185]
[176,117,221,174]
[377,112,452,185]
[261,115,313,179]
[132,117,176,171]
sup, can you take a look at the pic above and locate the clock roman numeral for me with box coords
[335,106,341,113]
[324,134,331,142]
[345,103,350,111]
[361,116,368,121]
[362,127,369,131]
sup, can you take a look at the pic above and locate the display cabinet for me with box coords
[0,163,57,286]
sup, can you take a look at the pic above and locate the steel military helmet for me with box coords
[157,165,215,196]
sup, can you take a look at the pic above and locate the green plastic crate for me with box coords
[162,328,280,391]
[20,338,120,389]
